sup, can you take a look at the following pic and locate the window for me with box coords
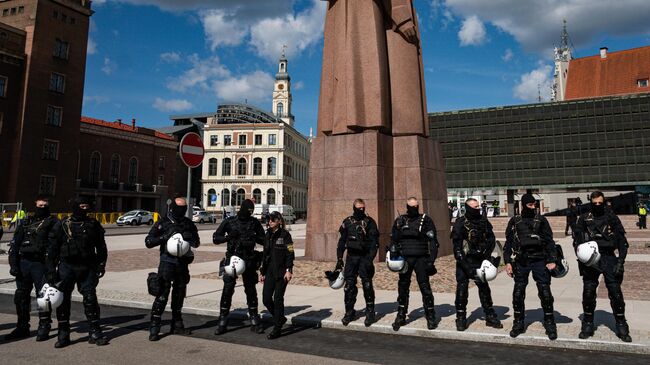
[53,10,58,18]
[49,73,65,93]
[61,13,67,22]
[210,135,219,146]
[109,154,120,183]
[89,152,101,183]
[221,189,230,207]
[54,39,69,60]
[268,134,277,145]
[237,157,247,175]
[254,134,262,145]
[222,158,231,176]
[10,7,16,15]
[208,158,218,176]
[0,76,7,97]
[128,157,138,184]
[2,9,8,16]
[224,135,232,146]
[638,79,649,88]
[158,156,166,169]
[46,105,63,126]
[253,157,262,175]
[277,102,284,117]
[39,176,56,196]
[253,189,261,203]
[157,175,165,185]
[71,17,76,24]
[207,188,217,207]
[238,134,247,145]
[18,6,24,14]
[235,188,245,206]
[267,157,277,175]
[42,140,59,160]
[267,189,276,205]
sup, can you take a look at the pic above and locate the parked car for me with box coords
[117,210,154,226]
[193,211,216,224]
[253,204,270,223]
[268,205,296,224]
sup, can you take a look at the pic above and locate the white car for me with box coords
[117,210,153,226]
[192,211,216,224]
[268,205,296,224]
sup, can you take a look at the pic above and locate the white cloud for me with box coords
[214,71,275,104]
[201,9,249,49]
[83,95,110,105]
[502,48,514,62]
[101,57,117,75]
[87,38,97,55]
[458,15,487,46]
[160,51,181,63]
[294,81,305,90]
[166,54,230,92]
[513,63,553,102]
[153,97,194,112]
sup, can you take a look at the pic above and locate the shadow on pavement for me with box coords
[292,308,332,325]
[466,305,510,326]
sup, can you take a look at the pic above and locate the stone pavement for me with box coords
[0,224,649,355]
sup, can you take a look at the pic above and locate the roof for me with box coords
[565,45,650,100]
[81,117,175,141]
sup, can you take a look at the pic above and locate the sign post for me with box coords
[179,132,205,217]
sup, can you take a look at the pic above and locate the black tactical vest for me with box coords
[399,215,429,256]
[60,218,99,261]
[513,215,544,249]
[19,216,55,256]
[229,217,259,254]
[584,213,615,249]
[345,217,370,251]
[461,217,488,256]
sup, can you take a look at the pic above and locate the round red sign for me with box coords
[179,132,204,168]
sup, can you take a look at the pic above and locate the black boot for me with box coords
[36,315,52,342]
[5,324,30,341]
[88,321,109,346]
[149,316,162,341]
[425,307,437,330]
[170,312,191,335]
[509,314,526,338]
[214,309,229,335]
[249,309,264,334]
[54,321,71,348]
[364,304,376,327]
[615,318,632,343]
[543,316,558,341]
[579,319,595,339]
[392,306,407,331]
[267,326,282,340]
[455,312,467,332]
[341,309,356,326]
[485,309,503,329]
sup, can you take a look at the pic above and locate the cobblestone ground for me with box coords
[628,243,650,254]
[106,249,224,272]
[597,262,650,301]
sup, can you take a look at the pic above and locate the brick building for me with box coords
[76,117,179,213]
[0,0,93,210]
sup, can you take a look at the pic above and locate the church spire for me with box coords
[273,46,294,126]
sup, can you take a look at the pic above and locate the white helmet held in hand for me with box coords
[576,241,600,267]
[475,260,498,283]
[224,255,246,277]
[328,271,345,290]
[386,251,406,273]
[166,233,190,257]
[37,284,63,312]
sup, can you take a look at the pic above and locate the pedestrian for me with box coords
[638,202,647,229]
[10,208,26,231]
[565,202,578,236]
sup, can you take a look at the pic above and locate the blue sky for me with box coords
[83,0,650,137]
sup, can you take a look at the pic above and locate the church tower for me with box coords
[272,46,294,126]
[551,20,573,102]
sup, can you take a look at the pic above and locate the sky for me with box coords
[82,0,650,137]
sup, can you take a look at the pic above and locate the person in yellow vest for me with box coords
[10,209,26,231]
[639,203,647,230]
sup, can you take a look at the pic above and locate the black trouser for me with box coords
[343,253,375,312]
[14,258,50,327]
[151,261,190,320]
[397,256,434,314]
[512,258,554,322]
[580,254,626,322]
[262,270,288,328]
[455,261,494,316]
[565,221,576,236]
[639,215,647,229]
[57,262,101,329]
[220,259,259,313]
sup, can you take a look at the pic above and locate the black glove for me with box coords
[613,260,624,278]
[9,265,20,278]
[335,258,344,271]
[97,263,106,279]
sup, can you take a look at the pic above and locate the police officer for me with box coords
[213,199,265,335]
[566,202,578,236]
[452,198,502,331]
[145,197,200,341]
[6,196,58,341]
[260,211,294,340]
[391,197,439,331]
[336,199,379,327]
[638,202,647,229]
[574,191,631,342]
[47,197,108,348]
[504,194,558,340]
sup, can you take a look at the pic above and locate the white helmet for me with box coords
[37,284,63,312]
[328,271,345,290]
[576,241,600,267]
[550,258,569,278]
[224,255,246,277]
[386,251,406,273]
[475,260,498,283]
[166,233,190,257]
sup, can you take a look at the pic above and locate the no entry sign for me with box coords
[179,132,204,168]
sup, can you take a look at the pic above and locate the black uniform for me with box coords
[337,213,379,326]
[565,206,578,236]
[260,227,294,335]
[7,213,58,341]
[573,208,631,341]
[391,211,439,331]
[145,212,200,340]
[452,212,501,330]
[213,202,265,334]
[47,212,108,347]
[503,210,558,339]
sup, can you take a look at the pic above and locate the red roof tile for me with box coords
[565,45,650,100]
[81,116,175,141]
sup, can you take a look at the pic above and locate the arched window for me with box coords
[267,188,276,205]
[208,158,218,176]
[109,154,120,184]
[236,188,245,206]
[207,188,217,207]
[253,157,262,175]
[237,158,247,175]
[253,188,261,203]
[277,102,284,117]
[128,157,138,184]
[267,157,277,176]
[221,189,230,207]
[89,151,101,183]
[222,158,231,176]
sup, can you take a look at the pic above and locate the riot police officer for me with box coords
[47,197,108,348]
[452,198,502,331]
[6,196,58,341]
[145,197,200,341]
[260,211,295,340]
[574,191,631,342]
[504,194,558,340]
[391,197,439,331]
[336,199,379,327]
[213,199,265,335]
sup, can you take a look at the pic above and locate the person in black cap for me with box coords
[213,199,265,335]
[503,194,558,340]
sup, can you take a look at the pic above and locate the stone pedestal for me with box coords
[305,130,451,262]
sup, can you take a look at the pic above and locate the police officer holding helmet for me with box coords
[391,197,439,331]
[145,196,200,341]
[573,191,631,342]
[336,199,379,327]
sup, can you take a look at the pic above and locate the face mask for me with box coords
[35,206,50,218]
[238,199,254,219]
[72,205,89,218]
[592,204,605,216]
[521,206,536,218]
[170,203,187,219]
[406,205,419,218]
[353,206,365,219]
[465,204,481,220]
